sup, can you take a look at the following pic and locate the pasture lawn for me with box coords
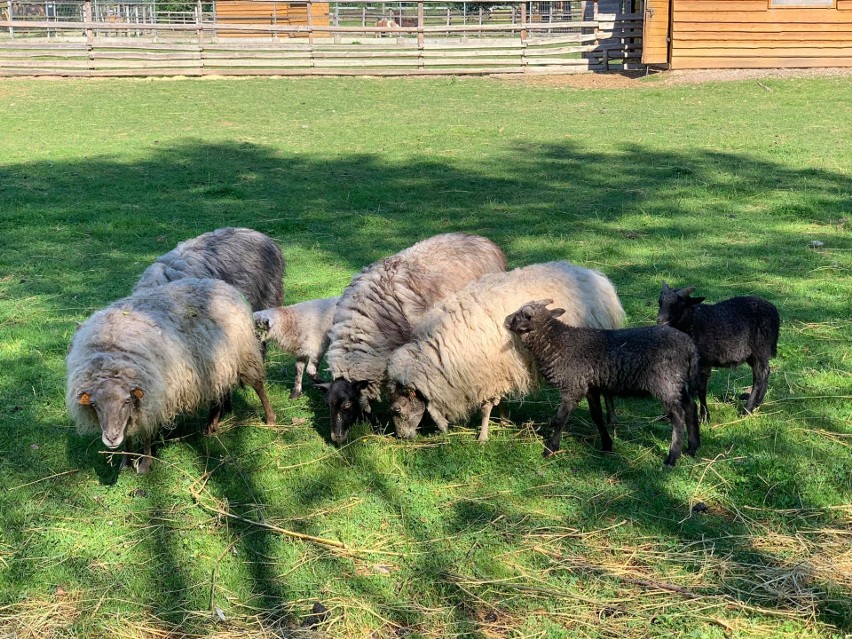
[0,75,850,639]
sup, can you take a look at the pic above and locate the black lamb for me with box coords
[656,282,780,422]
[504,300,701,467]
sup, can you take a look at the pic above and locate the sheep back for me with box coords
[326,233,507,397]
[387,261,625,427]
[66,278,266,440]
[693,296,780,367]
[134,227,285,311]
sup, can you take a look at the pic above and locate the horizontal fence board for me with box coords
[674,29,852,40]
[674,38,852,48]
[673,10,852,22]
[674,21,852,32]
[677,46,852,57]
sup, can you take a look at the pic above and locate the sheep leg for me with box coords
[136,436,153,475]
[252,381,277,425]
[663,399,685,467]
[478,399,497,443]
[306,359,319,382]
[545,396,577,458]
[498,402,509,423]
[698,366,712,424]
[290,359,307,400]
[206,397,225,436]
[586,389,613,452]
[743,357,770,414]
[603,392,617,426]
[682,390,700,457]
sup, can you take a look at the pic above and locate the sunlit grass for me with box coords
[0,75,850,638]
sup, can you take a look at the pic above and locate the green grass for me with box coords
[0,75,850,638]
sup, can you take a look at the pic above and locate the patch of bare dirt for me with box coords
[496,66,852,89]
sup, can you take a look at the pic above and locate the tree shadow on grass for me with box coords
[0,138,849,634]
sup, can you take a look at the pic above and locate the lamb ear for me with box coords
[676,287,696,298]
[550,308,566,319]
[131,388,144,400]
[78,392,92,406]
[661,281,671,293]
[533,298,555,307]
[315,382,331,394]
[688,296,706,306]
[353,380,372,392]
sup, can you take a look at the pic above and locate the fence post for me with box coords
[307,0,315,68]
[196,0,203,45]
[7,0,14,40]
[520,1,527,69]
[83,0,94,71]
[417,0,424,69]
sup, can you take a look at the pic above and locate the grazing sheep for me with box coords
[254,297,339,400]
[134,227,285,312]
[656,282,780,422]
[387,262,625,442]
[504,300,701,466]
[322,233,507,443]
[66,278,276,474]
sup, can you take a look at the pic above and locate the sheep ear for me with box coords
[661,281,671,293]
[353,380,371,392]
[550,308,566,319]
[131,388,144,400]
[688,296,706,306]
[78,392,92,406]
[533,298,555,307]
[315,382,331,394]
[676,287,696,298]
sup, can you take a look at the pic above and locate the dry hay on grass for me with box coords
[0,594,80,639]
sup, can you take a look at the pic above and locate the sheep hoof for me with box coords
[663,454,678,467]
[686,445,698,457]
[135,457,152,475]
[543,447,558,458]
[289,390,303,400]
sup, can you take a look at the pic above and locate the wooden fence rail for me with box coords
[0,1,643,76]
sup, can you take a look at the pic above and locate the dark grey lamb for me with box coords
[505,300,701,467]
[656,282,780,422]
[134,227,285,312]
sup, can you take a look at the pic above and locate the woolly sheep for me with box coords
[134,227,285,312]
[504,300,701,466]
[322,233,507,443]
[66,278,276,474]
[254,296,339,400]
[656,283,780,422]
[387,261,626,442]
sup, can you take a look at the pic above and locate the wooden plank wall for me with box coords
[216,1,330,38]
[671,0,852,68]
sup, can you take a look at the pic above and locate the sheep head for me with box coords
[503,299,564,335]
[316,378,371,444]
[656,282,705,330]
[389,384,427,440]
[78,380,144,449]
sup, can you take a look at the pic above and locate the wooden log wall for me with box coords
[671,0,852,68]
[0,1,642,76]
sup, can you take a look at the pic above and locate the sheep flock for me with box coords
[67,228,780,472]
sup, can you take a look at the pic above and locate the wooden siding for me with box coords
[216,1,329,37]
[671,0,852,68]
[642,0,670,63]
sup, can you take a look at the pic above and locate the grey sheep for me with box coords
[656,282,780,422]
[322,233,507,443]
[387,262,625,442]
[254,296,339,400]
[134,227,285,312]
[505,300,700,466]
[66,278,276,474]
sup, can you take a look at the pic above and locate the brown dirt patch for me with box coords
[495,67,852,89]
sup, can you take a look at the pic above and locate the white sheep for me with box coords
[322,233,507,443]
[254,296,339,399]
[387,261,625,442]
[134,227,285,312]
[66,278,276,474]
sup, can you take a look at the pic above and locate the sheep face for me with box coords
[77,380,144,449]
[504,299,564,335]
[656,282,705,329]
[317,379,369,444]
[389,386,427,439]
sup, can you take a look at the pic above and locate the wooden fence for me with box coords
[0,1,643,76]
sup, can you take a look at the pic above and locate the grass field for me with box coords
[0,74,850,639]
